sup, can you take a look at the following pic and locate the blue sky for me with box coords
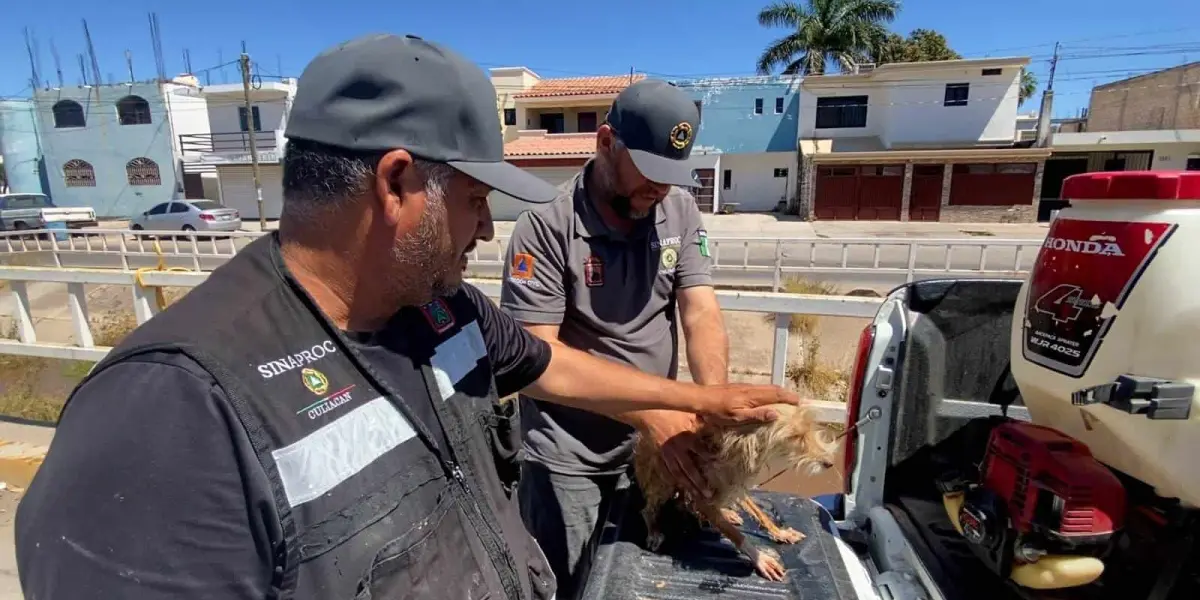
[2,0,1197,118]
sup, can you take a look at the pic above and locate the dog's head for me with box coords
[758,403,839,476]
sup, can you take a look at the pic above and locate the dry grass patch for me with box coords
[0,310,141,422]
[785,338,850,402]
[763,277,840,336]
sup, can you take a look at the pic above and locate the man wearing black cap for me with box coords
[500,79,730,597]
[15,36,791,600]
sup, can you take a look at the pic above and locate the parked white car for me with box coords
[131,200,241,233]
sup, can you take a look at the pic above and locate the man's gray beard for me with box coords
[391,194,459,304]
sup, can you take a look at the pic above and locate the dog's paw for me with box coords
[720,507,744,527]
[747,546,786,582]
[646,531,666,552]
[770,527,804,544]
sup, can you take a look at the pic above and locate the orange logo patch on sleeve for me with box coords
[511,253,536,279]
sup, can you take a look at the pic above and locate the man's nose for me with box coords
[477,201,495,242]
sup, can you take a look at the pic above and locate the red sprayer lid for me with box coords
[1061,170,1200,201]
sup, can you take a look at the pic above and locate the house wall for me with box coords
[206,97,288,138]
[33,83,182,217]
[882,66,1020,146]
[718,152,797,212]
[801,65,1022,147]
[1086,63,1200,131]
[522,104,611,133]
[675,78,800,153]
[163,83,210,159]
[0,100,46,194]
[491,68,541,141]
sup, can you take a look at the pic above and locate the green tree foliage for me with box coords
[1019,68,1039,106]
[871,29,962,64]
[755,0,900,75]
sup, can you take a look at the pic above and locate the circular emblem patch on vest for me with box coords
[661,246,679,269]
[669,122,693,150]
[302,367,330,396]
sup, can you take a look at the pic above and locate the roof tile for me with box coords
[514,74,645,98]
[504,132,597,158]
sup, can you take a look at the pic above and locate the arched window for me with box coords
[63,159,97,188]
[126,157,161,186]
[116,95,152,125]
[52,100,86,128]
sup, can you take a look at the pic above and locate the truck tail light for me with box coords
[843,324,876,491]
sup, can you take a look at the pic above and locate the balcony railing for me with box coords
[179,131,280,154]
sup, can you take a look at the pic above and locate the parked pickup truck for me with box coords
[579,170,1200,600]
[575,277,1198,600]
[0,193,98,232]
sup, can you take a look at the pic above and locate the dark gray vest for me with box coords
[64,235,553,600]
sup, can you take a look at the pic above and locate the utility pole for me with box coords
[240,53,266,230]
[1035,42,1060,148]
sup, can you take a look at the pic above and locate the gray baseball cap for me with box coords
[605,79,700,188]
[284,34,557,204]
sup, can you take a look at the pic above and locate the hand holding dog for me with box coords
[693,383,795,427]
[635,410,713,501]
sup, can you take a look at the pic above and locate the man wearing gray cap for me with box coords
[15,36,790,600]
[501,79,729,597]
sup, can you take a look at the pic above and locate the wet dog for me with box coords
[632,403,837,581]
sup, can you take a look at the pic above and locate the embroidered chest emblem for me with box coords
[583,256,605,287]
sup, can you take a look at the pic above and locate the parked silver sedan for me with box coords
[130,200,242,233]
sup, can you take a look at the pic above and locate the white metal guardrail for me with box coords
[0,228,1044,289]
[0,264,881,424]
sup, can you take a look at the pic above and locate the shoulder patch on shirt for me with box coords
[698,229,711,257]
[420,298,456,334]
[511,253,535,280]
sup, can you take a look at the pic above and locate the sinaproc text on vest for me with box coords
[257,340,339,379]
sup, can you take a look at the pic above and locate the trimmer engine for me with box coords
[939,421,1127,581]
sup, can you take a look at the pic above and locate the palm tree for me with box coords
[756,0,901,76]
[1019,68,1038,107]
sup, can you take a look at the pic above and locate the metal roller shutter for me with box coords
[217,165,284,220]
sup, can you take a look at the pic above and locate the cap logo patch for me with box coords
[511,253,536,280]
[669,122,693,150]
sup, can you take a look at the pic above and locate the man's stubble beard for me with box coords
[390,190,460,305]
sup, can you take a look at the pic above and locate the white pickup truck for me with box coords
[578,171,1200,600]
[0,193,98,232]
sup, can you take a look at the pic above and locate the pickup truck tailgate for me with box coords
[580,490,859,600]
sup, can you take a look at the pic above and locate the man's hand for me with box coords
[693,383,797,427]
[633,410,713,501]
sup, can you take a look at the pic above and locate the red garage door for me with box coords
[814,164,904,220]
[909,164,944,221]
[949,163,1037,207]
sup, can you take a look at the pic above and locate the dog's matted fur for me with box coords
[632,403,837,580]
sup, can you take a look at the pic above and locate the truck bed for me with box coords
[578,489,859,600]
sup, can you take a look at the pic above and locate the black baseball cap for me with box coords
[605,79,700,188]
[284,34,557,204]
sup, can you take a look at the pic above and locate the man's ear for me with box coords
[374,149,423,229]
[596,124,616,155]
